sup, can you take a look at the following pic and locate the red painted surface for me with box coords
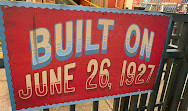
[107,0,116,8]
[118,0,125,9]
[1,6,170,110]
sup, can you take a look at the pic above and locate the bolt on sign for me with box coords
[0,1,171,111]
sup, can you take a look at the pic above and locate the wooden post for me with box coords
[126,0,133,9]
[124,0,127,9]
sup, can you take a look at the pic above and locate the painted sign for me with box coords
[0,1,171,111]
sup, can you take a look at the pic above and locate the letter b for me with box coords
[29,28,52,70]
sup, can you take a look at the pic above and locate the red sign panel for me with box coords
[0,1,171,111]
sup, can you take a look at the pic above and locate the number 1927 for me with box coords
[120,60,155,86]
